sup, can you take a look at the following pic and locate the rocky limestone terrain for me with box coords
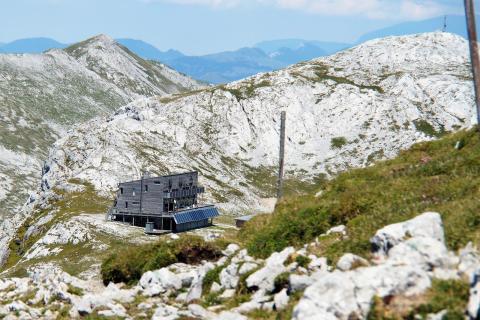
[0,31,478,319]
[0,212,479,319]
[0,31,476,284]
[0,33,203,224]
[39,32,475,214]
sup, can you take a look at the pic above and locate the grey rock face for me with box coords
[139,268,182,296]
[468,270,480,319]
[292,212,463,320]
[370,212,444,257]
[273,288,289,311]
[220,262,239,289]
[186,262,215,302]
[336,253,369,271]
[246,247,295,292]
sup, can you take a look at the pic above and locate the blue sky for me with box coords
[0,0,465,54]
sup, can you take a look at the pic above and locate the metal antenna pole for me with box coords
[465,0,480,128]
[443,15,447,32]
[277,111,286,200]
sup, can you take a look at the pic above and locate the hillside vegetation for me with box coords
[101,235,225,285]
[99,127,480,284]
[36,32,474,221]
[240,127,480,261]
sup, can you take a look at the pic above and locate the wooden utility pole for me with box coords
[464,0,480,127]
[277,111,286,200]
[139,172,144,216]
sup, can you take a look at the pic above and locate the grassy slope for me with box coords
[68,128,478,318]
[4,180,113,276]
[94,127,480,282]
[240,128,480,261]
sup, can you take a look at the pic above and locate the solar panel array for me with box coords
[173,207,220,224]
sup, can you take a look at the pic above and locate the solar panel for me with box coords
[173,206,220,224]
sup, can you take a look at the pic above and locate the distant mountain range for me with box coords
[0,37,67,53]
[0,15,476,83]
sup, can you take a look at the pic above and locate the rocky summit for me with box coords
[39,32,474,215]
[0,34,203,233]
[0,31,480,319]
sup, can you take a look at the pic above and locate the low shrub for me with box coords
[412,279,470,318]
[236,266,260,295]
[202,291,222,307]
[101,235,222,285]
[367,279,470,319]
[202,265,224,293]
[295,255,311,268]
[331,136,348,149]
[66,284,84,296]
[272,272,290,294]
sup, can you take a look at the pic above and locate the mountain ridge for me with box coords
[1,31,473,273]
[0,34,204,259]
[3,15,477,84]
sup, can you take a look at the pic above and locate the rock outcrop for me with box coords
[0,34,204,266]
[292,212,472,319]
[1,211,477,319]
[2,32,476,275]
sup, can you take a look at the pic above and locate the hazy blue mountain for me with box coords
[0,37,67,53]
[7,15,476,85]
[255,39,349,55]
[268,43,327,65]
[163,41,349,84]
[114,39,345,84]
[166,47,284,84]
[116,38,184,62]
[0,36,337,84]
[357,15,476,43]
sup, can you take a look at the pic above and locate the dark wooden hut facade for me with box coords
[108,171,219,233]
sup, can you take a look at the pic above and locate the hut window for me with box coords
[125,202,128,208]
[132,188,136,196]
[120,188,123,194]
[145,185,148,192]
[154,181,160,185]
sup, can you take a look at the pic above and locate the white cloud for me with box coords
[272,0,457,20]
[400,0,447,20]
[144,0,460,20]
[144,0,240,7]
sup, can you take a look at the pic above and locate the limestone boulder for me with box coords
[186,262,215,302]
[293,264,431,320]
[336,253,369,271]
[139,268,182,296]
[220,262,239,289]
[246,247,294,292]
[467,270,480,319]
[274,288,289,311]
[370,212,444,258]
